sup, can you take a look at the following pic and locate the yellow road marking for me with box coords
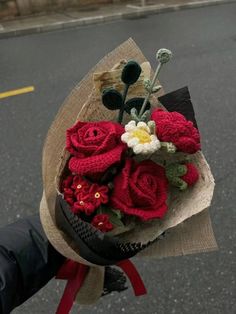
[0,86,35,99]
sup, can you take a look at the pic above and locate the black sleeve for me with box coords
[0,214,65,314]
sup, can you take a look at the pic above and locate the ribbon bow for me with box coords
[56,259,147,314]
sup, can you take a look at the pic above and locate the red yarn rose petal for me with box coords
[69,145,125,177]
[181,163,199,186]
[66,121,127,176]
[151,109,201,154]
[110,158,169,221]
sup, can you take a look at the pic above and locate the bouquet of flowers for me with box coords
[40,39,216,313]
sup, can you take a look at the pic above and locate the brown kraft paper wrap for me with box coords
[40,38,217,304]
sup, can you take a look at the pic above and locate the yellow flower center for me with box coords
[95,192,100,199]
[77,184,82,189]
[98,222,103,226]
[131,129,151,144]
[79,201,84,205]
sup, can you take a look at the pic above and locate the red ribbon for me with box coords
[56,259,147,314]
[56,260,89,314]
[117,260,147,296]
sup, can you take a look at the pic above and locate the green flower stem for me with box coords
[161,142,176,153]
[117,84,129,124]
[139,62,162,118]
[139,48,172,118]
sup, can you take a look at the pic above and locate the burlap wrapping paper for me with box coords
[40,38,217,304]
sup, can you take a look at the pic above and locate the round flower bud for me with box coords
[156,48,172,64]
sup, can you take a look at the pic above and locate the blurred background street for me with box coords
[0,0,236,313]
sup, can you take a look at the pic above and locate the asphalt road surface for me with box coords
[0,2,236,313]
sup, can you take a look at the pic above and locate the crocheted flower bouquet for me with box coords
[40,39,216,313]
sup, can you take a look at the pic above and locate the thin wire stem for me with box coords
[117,84,129,124]
[139,62,162,118]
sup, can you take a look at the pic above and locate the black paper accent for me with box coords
[55,195,152,266]
[158,86,198,129]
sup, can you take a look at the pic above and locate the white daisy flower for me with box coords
[121,120,161,155]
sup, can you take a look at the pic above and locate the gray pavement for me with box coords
[0,0,235,38]
[0,1,236,313]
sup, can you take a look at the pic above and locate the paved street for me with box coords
[0,2,236,313]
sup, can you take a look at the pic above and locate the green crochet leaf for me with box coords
[140,110,151,122]
[121,61,142,85]
[144,78,162,94]
[165,163,188,190]
[148,120,156,134]
[125,97,151,114]
[130,107,139,122]
[102,88,123,110]
[166,163,187,178]
[170,177,188,190]
[161,142,177,154]
[130,108,151,123]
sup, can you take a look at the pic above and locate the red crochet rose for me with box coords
[110,158,168,221]
[66,121,127,176]
[181,163,199,186]
[92,214,113,232]
[151,109,201,154]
